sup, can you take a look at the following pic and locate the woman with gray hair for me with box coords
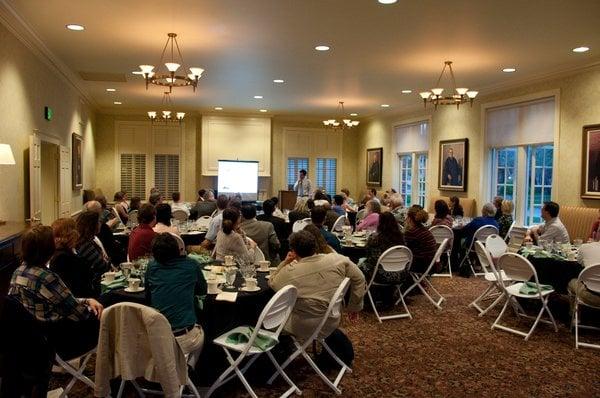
[388,193,407,226]
[356,200,381,232]
[461,202,499,249]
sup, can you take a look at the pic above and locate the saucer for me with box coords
[124,287,145,293]
[257,268,271,272]
[240,286,261,292]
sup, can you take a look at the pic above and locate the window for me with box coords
[316,158,337,195]
[154,154,180,197]
[120,154,146,198]
[526,145,553,225]
[417,154,428,207]
[287,157,309,188]
[491,147,517,200]
[399,155,413,206]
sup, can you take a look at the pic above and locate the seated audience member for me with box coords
[323,202,342,232]
[577,240,600,268]
[148,192,163,206]
[449,196,464,218]
[95,195,112,224]
[588,208,600,241]
[365,188,380,204]
[196,194,229,250]
[153,203,179,235]
[497,200,514,238]
[129,196,141,213]
[288,198,310,225]
[303,224,335,254]
[113,191,129,224]
[76,211,111,296]
[196,189,207,202]
[356,200,381,232]
[313,190,330,207]
[9,225,103,360]
[257,199,289,254]
[171,192,190,217]
[493,196,504,220]
[359,212,406,284]
[404,205,438,274]
[529,201,570,244]
[340,188,355,206]
[128,204,157,261]
[568,271,600,318]
[214,208,255,261]
[240,204,280,264]
[145,233,206,361]
[306,198,316,212]
[389,193,407,226]
[190,190,217,220]
[311,206,342,253]
[431,199,453,228]
[461,203,499,248]
[50,218,94,298]
[270,196,286,219]
[332,195,346,216]
[83,200,117,264]
[269,230,365,341]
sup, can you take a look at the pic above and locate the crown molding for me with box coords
[0,0,97,109]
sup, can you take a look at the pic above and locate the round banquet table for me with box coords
[113,230,207,248]
[526,255,583,294]
[340,244,367,264]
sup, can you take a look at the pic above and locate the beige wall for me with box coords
[357,65,600,210]
[0,22,96,222]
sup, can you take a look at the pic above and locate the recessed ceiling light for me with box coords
[502,67,516,73]
[254,95,263,99]
[572,46,590,53]
[401,89,412,94]
[66,24,85,31]
[381,104,390,108]
[106,88,116,92]
[273,79,285,83]
[214,107,223,111]
[259,109,268,113]
[378,0,398,4]
[113,101,122,105]
[350,113,358,116]
[315,45,330,51]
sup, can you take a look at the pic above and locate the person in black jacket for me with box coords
[257,199,290,259]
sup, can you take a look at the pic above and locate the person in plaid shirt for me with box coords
[9,225,103,359]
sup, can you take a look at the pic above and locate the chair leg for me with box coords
[470,283,496,313]
[366,289,382,323]
[56,351,95,397]
[491,295,512,331]
[321,340,353,374]
[300,347,342,395]
[131,380,146,397]
[267,344,303,385]
[116,379,126,398]
[265,351,301,397]
[542,298,558,332]
[233,365,258,398]
[575,301,580,349]
[479,291,506,317]
[524,304,547,340]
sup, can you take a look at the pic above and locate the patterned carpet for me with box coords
[50,277,600,397]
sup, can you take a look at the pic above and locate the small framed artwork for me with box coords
[366,147,383,187]
[72,133,83,189]
[581,124,600,199]
[438,138,468,192]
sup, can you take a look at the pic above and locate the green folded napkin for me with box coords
[225,326,277,351]
[190,253,215,265]
[101,276,128,294]
[519,281,553,295]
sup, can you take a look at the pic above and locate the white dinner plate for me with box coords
[184,230,202,235]
[124,287,145,293]
[240,286,261,292]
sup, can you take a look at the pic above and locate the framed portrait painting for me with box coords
[438,138,468,192]
[581,124,600,199]
[366,147,383,187]
[72,133,83,189]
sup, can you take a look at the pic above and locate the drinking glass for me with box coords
[122,266,131,279]
[573,238,583,248]
[224,266,237,290]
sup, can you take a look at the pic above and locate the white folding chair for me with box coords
[491,253,558,340]
[196,215,212,230]
[459,225,499,276]
[172,209,189,222]
[366,246,413,322]
[292,218,311,233]
[507,225,527,253]
[572,263,600,349]
[486,234,508,260]
[356,209,367,223]
[402,239,449,310]
[210,208,219,218]
[331,215,348,232]
[207,285,300,398]
[267,278,352,395]
[169,232,187,255]
[469,241,512,317]
[54,349,96,398]
[253,245,265,263]
[429,225,454,278]
[503,221,516,242]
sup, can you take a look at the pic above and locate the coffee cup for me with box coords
[207,279,220,294]
[224,255,235,266]
[128,278,141,291]
[244,277,257,290]
[103,271,117,283]
[258,260,270,271]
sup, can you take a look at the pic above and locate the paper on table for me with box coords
[216,292,238,302]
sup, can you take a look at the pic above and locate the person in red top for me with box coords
[128,204,157,260]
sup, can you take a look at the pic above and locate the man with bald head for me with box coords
[83,200,118,264]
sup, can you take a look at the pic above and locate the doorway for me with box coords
[40,141,59,225]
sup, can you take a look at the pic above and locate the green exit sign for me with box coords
[44,106,53,121]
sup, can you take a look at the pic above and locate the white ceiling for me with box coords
[6,0,600,117]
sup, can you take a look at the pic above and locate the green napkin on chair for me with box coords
[519,281,553,295]
[225,326,278,351]
[100,276,128,294]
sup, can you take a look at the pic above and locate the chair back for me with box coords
[474,225,499,243]
[292,218,311,233]
[210,208,219,218]
[253,246,265,263]
[356,209,367,223]
[377,245,413,273]
[196,215,212,229]
[474,241,495,275]
[258,285,298,334]
[577,263,600,295]
[429,225,453,248]
[332,215,347,232]
[497,252,536,282]
[128,210,138,225]
[485,234,507,258]
[507,226,527,252]
[420,238,449,277]
[172,209,188,222]
[305,278,351,343]
[169,232,186,255]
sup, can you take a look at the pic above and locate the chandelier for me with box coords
[419,61,478,109]
[138,33,204,93]
[147,92,185,123]
[322,101,360,131]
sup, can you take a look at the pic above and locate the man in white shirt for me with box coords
[170,192,190,217]
[577,241,600,268]
[198,194,229,249]
[530,201,570,244]
[293,169,313,198]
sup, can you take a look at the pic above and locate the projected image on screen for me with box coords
[217,160,259,201]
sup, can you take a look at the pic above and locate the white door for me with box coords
[58,145,71,217]
[29,134,42,224]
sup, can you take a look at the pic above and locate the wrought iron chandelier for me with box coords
[138,33,204,93]
[419,61,478,109]
[322,101,360,131]
[147,92,185,124]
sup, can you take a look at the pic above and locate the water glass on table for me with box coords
[224,266,237,290]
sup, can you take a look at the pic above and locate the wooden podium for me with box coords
[279,190,297,210]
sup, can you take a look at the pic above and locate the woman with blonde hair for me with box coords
[404,205,437,274]
[288,197,310,225]
[498,200,514,238]
[50,218,94,297]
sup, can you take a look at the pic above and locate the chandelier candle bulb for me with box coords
[139,65,154,74]
[176,112,185,120]
[419,61,477,109]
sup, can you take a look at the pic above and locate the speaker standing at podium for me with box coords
[293,169,313,198]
